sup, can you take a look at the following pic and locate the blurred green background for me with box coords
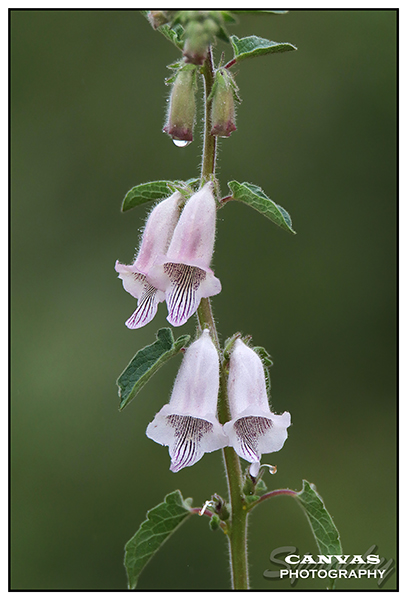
[11,10,397,590]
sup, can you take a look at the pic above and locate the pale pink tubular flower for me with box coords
[223,339,291,470]
[146,329,227,472]
[147,182,221,327]
[115,191,182,329]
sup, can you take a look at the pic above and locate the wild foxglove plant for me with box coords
[116,10,342,591]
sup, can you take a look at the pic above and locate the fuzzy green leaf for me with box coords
[227,181,295,234]
[296,480,342,589]
[124,490,192,589]
[230,34,297,62]
[156,23,185,49]
[117,328,190,411]
[122,180,177,212]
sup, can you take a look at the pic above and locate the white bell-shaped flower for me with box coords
[223,339,291,466]
[147,182,221,327]
[146,329,227,472]
[115,191,182,329]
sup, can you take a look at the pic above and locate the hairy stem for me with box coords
[200,48,217,184]
[197,48,250,591]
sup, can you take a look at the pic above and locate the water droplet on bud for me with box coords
[173,139,191,148]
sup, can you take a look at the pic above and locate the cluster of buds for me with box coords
[147,10,227,66]
[115,183,221,328]
[164,64,239,144]
[147,330,291,473]
[156,10,238,144]
[180,11,221,66]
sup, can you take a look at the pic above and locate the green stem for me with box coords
[197,48,250,591]
[200,49,217,184]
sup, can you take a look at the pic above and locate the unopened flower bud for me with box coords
[210,68,238,138]
[163,65,197,142]
[183,21,209,65]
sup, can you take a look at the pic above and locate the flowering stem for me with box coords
[197,48,250,591]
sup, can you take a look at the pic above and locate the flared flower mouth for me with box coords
[147,261,221,327]
[146,408,227,473]
[224,411,290,464]
[232,415,274,463]
[163,263,207,326]
[166,414,215,472]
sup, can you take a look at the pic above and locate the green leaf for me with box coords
[220,11,239,24]
[230,34,297,62]
[296,480,342,589]
[117,328,190,411]
[156,23,185,50]
[124,490,192,589]
[227,181,296,234]
[122,180,176,212]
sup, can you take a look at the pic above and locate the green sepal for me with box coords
[230,34,297,62]
[252,345,273,395]
[209,514,221,530]
[227,181,296,234]
[252,346,273,368]
[117,328,190,411]
[245,494,260,505]
[124,490,192,589]
[254,479,268,495]
[295,480,342,589]
[242,473,255,496]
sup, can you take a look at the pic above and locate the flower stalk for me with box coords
[197,49,250,590]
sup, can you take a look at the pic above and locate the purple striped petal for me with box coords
[166,415,213,472]
[125,280,162,329]
[164,263,206,326]
[232,416,273,463]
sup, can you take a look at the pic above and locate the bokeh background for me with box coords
[11,9,397,590]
